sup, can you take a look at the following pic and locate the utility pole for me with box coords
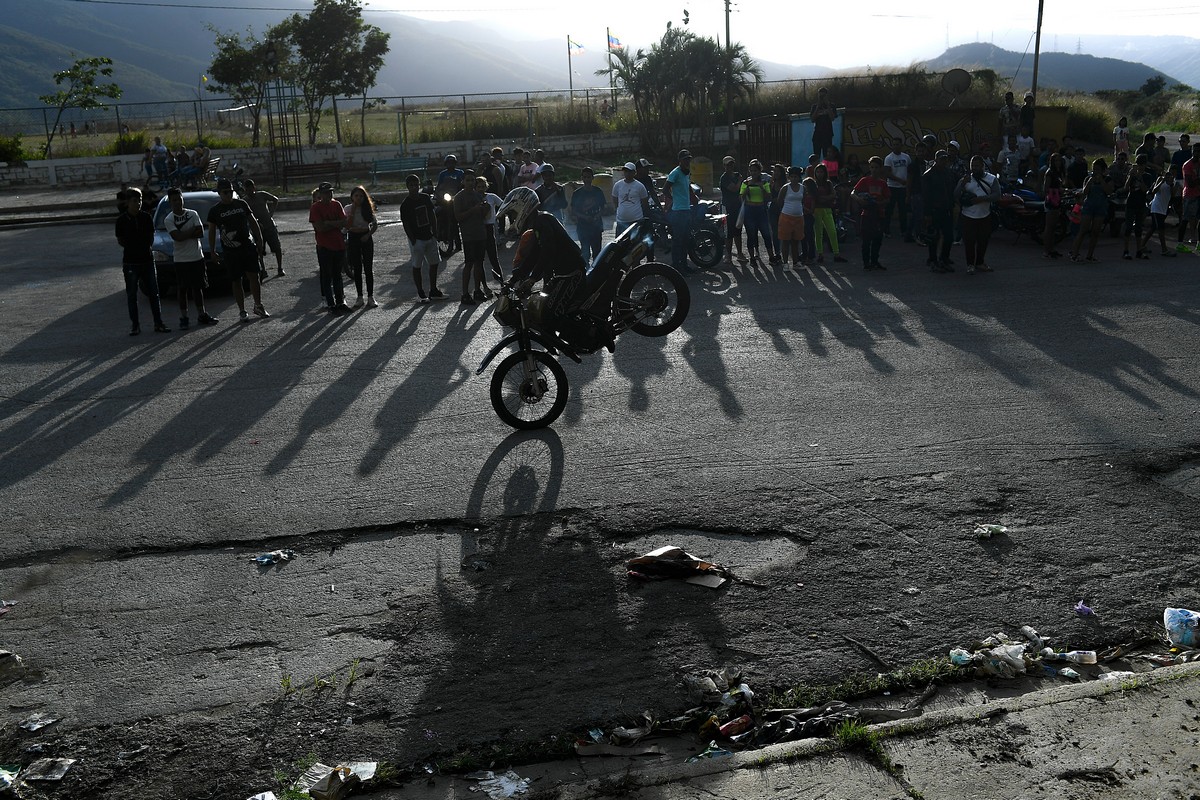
[725,0,733,150]
[1031,0,1044,99]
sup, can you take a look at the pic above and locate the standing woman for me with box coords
[810,164,847,264]
[1068,159,1112,263]
[1113,117,1130,158]
[1041,152,1067,259]
[344,185,379,308]
[775,166,807,267]
[955,155,1001,273]
[739,159,775,264]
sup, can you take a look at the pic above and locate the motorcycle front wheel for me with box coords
[489,350,569,430]
[618,262,691,337]
[689,228,723,269]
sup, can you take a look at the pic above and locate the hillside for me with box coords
[923,43,1178,93]
[1,3,1194,108]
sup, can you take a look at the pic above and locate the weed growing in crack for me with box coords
[347,658,361,687]
[274,752,320,800]
[279,674,296,696]
[767,657,964,709]
[833,721,926,799]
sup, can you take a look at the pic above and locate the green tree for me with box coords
[206,26,289,146]
[598,27,760,154]
[275,0,390,144]
[1141,75,1166,96]
[39,56,122,158]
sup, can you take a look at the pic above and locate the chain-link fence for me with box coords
[1,71,989,158]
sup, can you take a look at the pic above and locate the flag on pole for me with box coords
[568,37,584,52]
[607,32,622,49]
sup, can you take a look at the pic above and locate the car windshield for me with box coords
[153,192,222,230]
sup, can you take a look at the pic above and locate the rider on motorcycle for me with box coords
[435,154,465,196]
[498,186,588,321]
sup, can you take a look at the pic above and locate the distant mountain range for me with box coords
[922,42,1181,93]
[0,2,1193,108]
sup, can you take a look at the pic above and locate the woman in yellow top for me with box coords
[740,159,778,264]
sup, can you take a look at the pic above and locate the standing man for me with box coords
[569,166,606,264]
[882,138,912,242]
[998,91,1020,141]
[515,149,538,188]
[534,164,566,221]
[612,161,650,235]
[166,188,218,328]
[400,174,443,302]
[719,156,745,263]
[308,181,350,313]
[1171,133,1192,244]
[635,158,661,213]
[922,151,957,272]
[1019,92,1036,137]
[453,177,490,304]
[115,187,170,335]
[810,87,838,161]
[242,179,285,279]
[208,179,268,322]
[150,136,169,188]
[664,149,694,273]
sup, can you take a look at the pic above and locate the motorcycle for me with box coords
[646,197,726,269]
[215,161,247,194]
[995,181,1074,244]
[477,218,691,429]
[422,178,465,259]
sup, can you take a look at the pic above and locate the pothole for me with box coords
[1156,461,1200,498]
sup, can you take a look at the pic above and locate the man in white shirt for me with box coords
[997,134,1022,186]
[166,187,218,328]
[612,162,650,235]
[882,138,912,241]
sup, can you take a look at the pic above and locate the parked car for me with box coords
[150,190,228,293]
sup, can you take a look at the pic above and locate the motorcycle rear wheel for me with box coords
[618,262,691,337]
[490,350,569,429]
[689,228,723,269]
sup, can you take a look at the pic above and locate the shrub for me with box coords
[106,131,148,156]
[0,133,26,164]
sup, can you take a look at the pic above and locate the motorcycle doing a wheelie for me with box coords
[477,187,691,429]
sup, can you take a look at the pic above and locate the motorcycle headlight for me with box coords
[442,193,453,203]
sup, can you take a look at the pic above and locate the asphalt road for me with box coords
[2,211,1199,798]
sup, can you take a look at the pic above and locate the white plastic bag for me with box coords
[1164,608,1200,648]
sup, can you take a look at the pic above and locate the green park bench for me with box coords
[370,155,429,186]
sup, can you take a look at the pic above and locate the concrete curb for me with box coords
[543,661,1200,799]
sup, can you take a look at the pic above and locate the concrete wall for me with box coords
[0,126,733,190]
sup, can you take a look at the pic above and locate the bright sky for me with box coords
[369,0,1200,69]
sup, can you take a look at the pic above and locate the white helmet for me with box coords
[498,186,540,230]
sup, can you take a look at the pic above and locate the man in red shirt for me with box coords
[309,182,350,313]
[1181,142,1200,246]
[853,156,890,270]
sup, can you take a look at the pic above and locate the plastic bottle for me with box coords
[1020,626,1044,648]
[1040,648,1096,665]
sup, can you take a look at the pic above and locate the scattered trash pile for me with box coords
[948,608,1200,682]
[566,666,937,766]
[246,761,378,800]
